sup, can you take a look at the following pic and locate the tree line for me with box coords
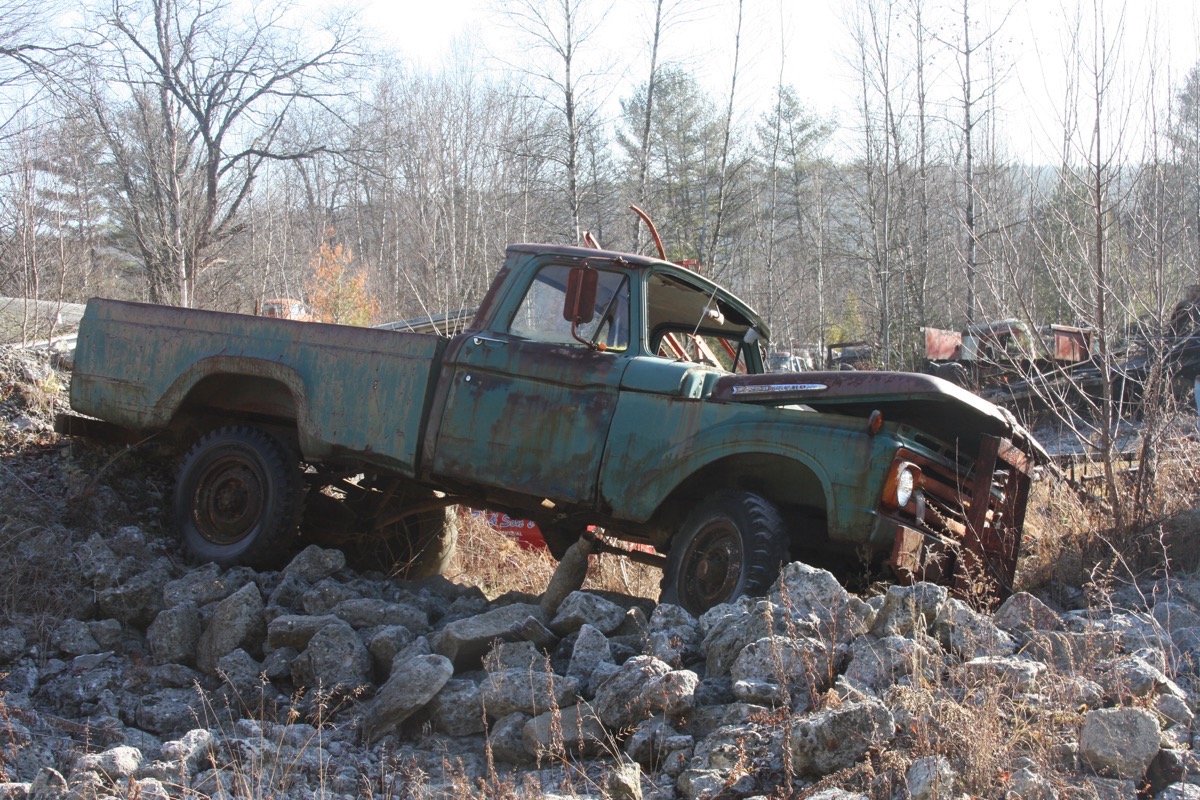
[1,0,1198,374]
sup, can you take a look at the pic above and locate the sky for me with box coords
[343,0,1200,165]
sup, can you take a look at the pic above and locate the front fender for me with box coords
[598,392,900,540]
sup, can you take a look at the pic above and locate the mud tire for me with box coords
[659,490,789,616]
[174,426,303,568]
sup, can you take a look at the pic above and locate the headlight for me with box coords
[883,461,921,510]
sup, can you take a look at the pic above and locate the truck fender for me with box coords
[152,355,315,440]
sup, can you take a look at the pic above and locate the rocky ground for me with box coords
[3,346,1200,799]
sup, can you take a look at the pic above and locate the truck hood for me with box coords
[711,370,1049,462]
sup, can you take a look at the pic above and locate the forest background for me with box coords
[3,0,1200,376]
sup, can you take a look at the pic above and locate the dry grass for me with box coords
[444,513,662,603]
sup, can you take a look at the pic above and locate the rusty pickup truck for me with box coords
[59,243,1047,614]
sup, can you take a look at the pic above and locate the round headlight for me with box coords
[894,466,916,508]
[883,461,921,511]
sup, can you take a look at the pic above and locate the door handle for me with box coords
[472,335,507,347]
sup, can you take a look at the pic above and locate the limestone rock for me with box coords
[147,603,201,666]
[1079,706,1161,779]
[289,621,371,692]
[548,591,626,635]
[432,603,547,669]
[196,582,266,675]
[361,653,454,745]
[480,667,580,719]
[788,699,895,778]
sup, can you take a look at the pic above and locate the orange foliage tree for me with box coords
[305,233,380,326]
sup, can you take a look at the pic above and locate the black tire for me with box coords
[659,490,789,616]
[173,426,303,567]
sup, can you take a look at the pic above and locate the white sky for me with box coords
[343,0,1200,165]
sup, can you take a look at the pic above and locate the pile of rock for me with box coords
[3,528,1200,799]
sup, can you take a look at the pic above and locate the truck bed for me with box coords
[70,298,447,476]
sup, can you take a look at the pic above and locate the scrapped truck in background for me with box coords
[922,319,1094,390]
[58,242,1048,614]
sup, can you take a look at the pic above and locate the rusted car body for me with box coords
[63,243,1046,614]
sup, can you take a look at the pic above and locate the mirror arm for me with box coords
[570,321,598,350]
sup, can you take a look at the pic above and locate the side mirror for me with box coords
[563,267,598,325]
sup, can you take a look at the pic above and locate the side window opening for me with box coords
[508,264,630,352]
[646,271,757,373]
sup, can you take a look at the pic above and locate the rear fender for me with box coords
[152,356,316,449]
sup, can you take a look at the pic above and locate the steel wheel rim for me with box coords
[679,518,743,611]
[193,453,265,545]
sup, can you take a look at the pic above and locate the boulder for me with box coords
[646,604,701,668]
[289,621,371,692]
[869,583,947,639]
[432,603,548,669]
[1079,706,1161,779]
[906,755,955,800]
[993,592,1065,638]
[282,545,346,584]
[96,565,169,628]
[360,653,454,744]
[300,578,360,616]
[955,656,1046,693]
[567,624,614,686]
[843,635,937,694]
[729,635,835,706]
[480,668,580,719]
[522,703,607,758]
[162,564,253,608]
[932,597,1016,660]
[264,614,343,653]
[196,582,266,675]
[593,656,698,730]
[487,712,533,766]
[548,591,627,635]
[788,699,895,778]
[427,678,485,736]
[700,598,781,677]
[147,603,201,667]
[329,598,428,633]
[768,562,871,644]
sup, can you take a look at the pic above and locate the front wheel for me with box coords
[174,426,303,567]
[659,490,789,616]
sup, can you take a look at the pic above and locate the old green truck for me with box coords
[59,243,1047,614]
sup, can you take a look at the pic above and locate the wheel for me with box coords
[659,490,789,616]
[174,426,303,567]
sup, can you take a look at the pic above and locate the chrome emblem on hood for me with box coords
[730,383,829,395]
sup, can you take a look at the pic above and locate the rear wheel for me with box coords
[174,426,303,567]
[660,490,789,616]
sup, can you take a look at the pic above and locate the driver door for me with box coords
[431,263,632,506]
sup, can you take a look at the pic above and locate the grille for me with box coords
[888,434,1032,598]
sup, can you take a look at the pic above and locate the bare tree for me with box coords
[500,0,611,245]
[628,0,700,251]
[72,0,359,306]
